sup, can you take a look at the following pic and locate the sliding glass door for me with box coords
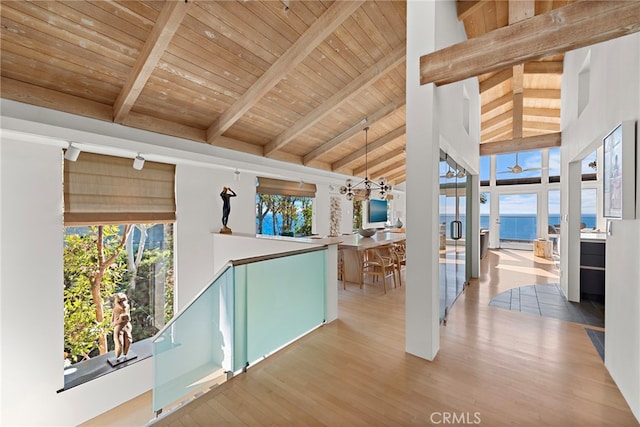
[439,151,469,323]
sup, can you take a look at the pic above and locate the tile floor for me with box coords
[489,283,606,361]
[489,283,604,328]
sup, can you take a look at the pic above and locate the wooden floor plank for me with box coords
[94,249,638,426]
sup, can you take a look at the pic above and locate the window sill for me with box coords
[59,338,152,392]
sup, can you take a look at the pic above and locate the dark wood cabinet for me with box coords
[580,240,605,302]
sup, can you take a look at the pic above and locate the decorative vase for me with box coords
[394,218,403,228]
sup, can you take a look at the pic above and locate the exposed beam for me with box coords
[123,111,207,142]
[479,69,512,93]
[113,1,188,123]
[206,0,364,143]
[510,0,534,140]
[332,125,406,172]
[522,121,560,132]
[457,1,490,22]
[421,1,640,86]
[512,64,524,138]
[385,170,405,185]
[482,124,513,142]
[353,149,405,176]
[264,44,406,157]
[523,88,561,99]
[303,97,405,165]
[523,107,561,118]
[524,60,563,74]
[482,110,513,131]
[1,77,112,122]
[479,132,561,156]
[366,158,405,180]
[481,93,512,115]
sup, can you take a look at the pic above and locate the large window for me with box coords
[581,188,597,228]
[255,177,316,236]
[480,192,490,229]
[62,152,176,385]
[548,190,561,233]
[549,147,561,181]
[64,224,174,365]
[256,194,313,236]
[480,155,491,186]
[498,193,538,244]
[582,149,597,181]
[496,151,542,185]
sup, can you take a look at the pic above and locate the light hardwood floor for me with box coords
[88,249,638,426]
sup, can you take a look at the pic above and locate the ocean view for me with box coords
[480,214,596,241]
[438,214,597,241]
[259,212,598,241]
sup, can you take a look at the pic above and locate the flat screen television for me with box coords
[367,199,388,227]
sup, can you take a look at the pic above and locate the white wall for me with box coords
[0,100,359,425]
[175,165,257,309]
[406,0,480,361]
[0,139,155,426]
[561,33,640,422]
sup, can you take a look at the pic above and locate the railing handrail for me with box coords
[230,245,326,266]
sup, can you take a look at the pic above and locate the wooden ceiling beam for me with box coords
[522,121,560,131]
[479,132,561,156]
[385,170,406,185]
[352,148,405,176]
[421,1,640,86]
[523,107,561,118]
[456,1,490,22]
[302,97,405,165]
[524,60,563,74]
[523,88,561,99]
[369,158,406,180]
[1,77,112,122]
[482,110,513,131]
[264,44,406,157]
[206,0,364,143]
[510,0,534,140]
[332,125,406,172]
[113,1,188,123]
[479,69,512,93]
[482,124,513,142]
[481,93,512,115]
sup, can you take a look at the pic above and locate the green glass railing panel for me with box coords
[152,266,234,412]
[243,250,326,365]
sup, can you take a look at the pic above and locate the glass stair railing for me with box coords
[152,246,327,414]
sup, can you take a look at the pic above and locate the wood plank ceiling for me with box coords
[2,1,635,184]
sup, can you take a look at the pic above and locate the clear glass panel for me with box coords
[152,266,234,412]
[480,155,491,183]
[242,250,326,365]
[582,149,597,177]
[439,151,469,323]
[499,193,538,249]
[480,192,490,229]
[549,148,561,178]
[548,190,561,233]
[581,188,597,228]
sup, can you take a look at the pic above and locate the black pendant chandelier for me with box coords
[340,127,392,201]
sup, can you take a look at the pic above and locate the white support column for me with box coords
[405,0,439,361]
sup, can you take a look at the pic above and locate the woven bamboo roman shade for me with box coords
[64,152,176,225]
[257,177,317,198]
